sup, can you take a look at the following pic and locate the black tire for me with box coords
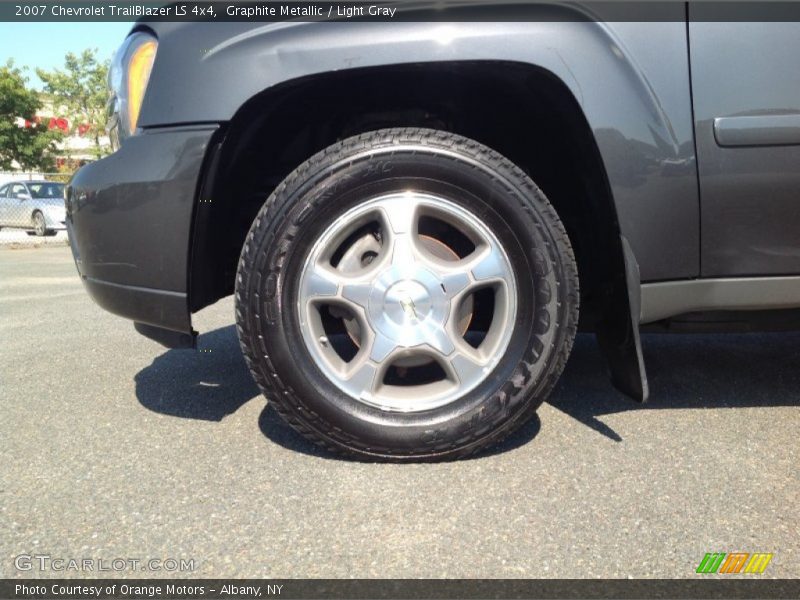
[236,128,578,461]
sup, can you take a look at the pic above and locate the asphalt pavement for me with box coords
[1,246,797,578]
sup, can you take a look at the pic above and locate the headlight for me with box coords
[107,31,158,150]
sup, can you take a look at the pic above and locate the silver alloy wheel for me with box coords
[297,192,517,412]
[33,212,46,236]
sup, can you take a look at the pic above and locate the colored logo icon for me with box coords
[696,552,773,574]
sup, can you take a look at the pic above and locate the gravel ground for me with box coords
[1,246,797,579]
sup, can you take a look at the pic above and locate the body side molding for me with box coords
[640,277,800,323]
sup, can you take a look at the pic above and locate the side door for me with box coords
[0,185,9,225]
[689,14,800,277]
[8,183,31,227]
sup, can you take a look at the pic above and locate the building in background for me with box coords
[11,94,109,172]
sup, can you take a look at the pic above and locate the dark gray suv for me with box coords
[67,6,800,460]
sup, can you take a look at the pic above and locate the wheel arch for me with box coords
[192,60,623,315]
[188,60,648,400]
[146,16,696,289]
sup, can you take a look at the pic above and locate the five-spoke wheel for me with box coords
[298,192,517,412]
[236,128,578,460]
[32,211,47,237]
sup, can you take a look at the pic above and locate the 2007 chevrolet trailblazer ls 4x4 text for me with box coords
[67,3,800,460]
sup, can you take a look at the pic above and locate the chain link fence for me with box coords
[0,173,71,247]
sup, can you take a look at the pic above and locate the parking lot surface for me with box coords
[1,246,797,578]
[0,229,68,247]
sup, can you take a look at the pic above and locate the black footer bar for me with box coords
[2,578,800,600]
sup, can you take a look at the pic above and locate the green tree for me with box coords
[36,49,109,159]
[0,62,60,170]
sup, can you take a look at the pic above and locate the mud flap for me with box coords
[134,322,197,349]
[596,236,649,402]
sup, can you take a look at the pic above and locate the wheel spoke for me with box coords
[379,195,417,235]
[300,263,339,299]
[301,260,377,315]
[420,321,456,357]
[340,279,373,310]
[447,343,489,385]
[437,269,471,299]
[344,356,379,399]
[368,330,398,363]
[468,244,510,283]
[420,244,510,300]
[380,196,425,271]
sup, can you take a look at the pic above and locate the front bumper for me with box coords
[43,211,67,230]
[67,125,218,342]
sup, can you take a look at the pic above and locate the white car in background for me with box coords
[0,181,66,237]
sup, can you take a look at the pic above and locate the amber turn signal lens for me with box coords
[127,40,157,132]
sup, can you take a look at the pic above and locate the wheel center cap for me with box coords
[367,267,450,346]
[384,280,431,324]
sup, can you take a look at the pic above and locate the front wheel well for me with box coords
[190,61,625,330]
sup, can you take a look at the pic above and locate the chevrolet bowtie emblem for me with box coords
[400,297,418,320]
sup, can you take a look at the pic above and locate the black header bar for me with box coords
[5,2,800,23]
